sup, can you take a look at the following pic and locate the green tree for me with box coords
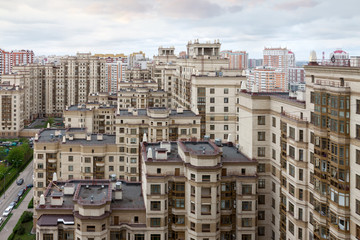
[7,146,24,168]
[46,117,55,127]
[0,146,7,160]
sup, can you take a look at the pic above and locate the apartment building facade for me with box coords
[246,66,287,92]
[220,50,248,69]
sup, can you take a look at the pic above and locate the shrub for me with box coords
[22,211,33,223]
[17,225,25,235]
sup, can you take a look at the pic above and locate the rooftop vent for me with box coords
[39,194,45,206]
[86,134,91,141]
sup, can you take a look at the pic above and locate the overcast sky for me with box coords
[0,0,359,60]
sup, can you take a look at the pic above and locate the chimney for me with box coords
[52,172,57,182]
[97,134,103,141]
[147,148,153,160]
[177,107,183,114]
[142,133,148,143]
[155,148,167,160]
[133,109,138,116]
[69,135,73,141]
[114,182,123,200]
[39,194,46,206]
[86,134,91,141]
[34,133,39,141]
[62,135,66,143]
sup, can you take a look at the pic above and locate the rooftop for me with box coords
[39,180,145,210]
[143,141,254,163]
[118,108,197,117]
[36,129,116,145]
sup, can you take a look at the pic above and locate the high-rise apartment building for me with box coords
[263,47,295,72]
[221,50,248,69]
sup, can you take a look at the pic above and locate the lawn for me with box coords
[11,221,35,240]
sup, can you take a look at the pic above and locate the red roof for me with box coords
[333,50,347,54]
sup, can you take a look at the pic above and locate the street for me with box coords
[0,160,34,238]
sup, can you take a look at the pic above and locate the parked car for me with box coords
[2,206,12,217]
[0,217,3,225]
[16,178,24,185]
[26,183,33,189]
[13,195,20,203]
[8,202,16,211]
[18,188,25,197]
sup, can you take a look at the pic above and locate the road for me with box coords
[0,160,34,238]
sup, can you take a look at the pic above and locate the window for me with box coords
[258,116,265,125]
[272,117,276,127]
[299,149,304,161]
[134,216,139,223]
[151,235,161,240]
[151,184,161,194]
[299,130,304,142]
[258,163,265,173]
[224,107,229,112]
[201,204,211,215]
[258,132,265,141]
[68,156,73,162]
[224,88,229,94]
[298,208,303,221]
[258,195,265,204]
[272,149,276,160]
[37,172,43,178]
[210,88,215,94]
[191,202,195,213]
[242,235,251,240]
[258,179,266,189]
[224,97,228,103]
[241,218,252,227]
[272,133,276,143]
[210,107,215,112]
[68,165,73,171]
[357,125,360,139]
[299,169,303,181]
[202,175,210,182]
[289,127,295,139]
[289,201,294,216]
[191,173,195,181]
[43,234,53,240]
[357,174,360,190]
[190,222,195,230]
[119,156,124,162]
[210,125,215,130]
[174,199,185,208]
[242,201,252,211]
[289,183,295,196]
[192,128,197,134]
[102,224,106,231]
[151,201,161,211]
[289,146,295,158]
[150,218,161,227]
[242,185,252,195]
[289,164,295,177]
[131,167,137,173]
[130,148,137,154]
[85,157,91,163]
[85,167,91,173]
[258,210,265,220]
[258,147,265,157]
[272,182,276,193]
[86,226,95,232]
[258,226,265,236]
[130,158,137,163]
[201,187,211,197]
[109,166,114,171]
[288,220,294,235]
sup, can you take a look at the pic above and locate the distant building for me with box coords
[248,59,263,68]
[351,56,360,67]
[263,47,295,71]
[0,48,34,79]
[105,61,127,93]
[221,50,248,69]
[247,66,287,92]
[288,67,305,83]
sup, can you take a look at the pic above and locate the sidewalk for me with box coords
[1,188,33,239]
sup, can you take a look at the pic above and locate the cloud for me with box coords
[0,0,359,61]
[275,0,319,10]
